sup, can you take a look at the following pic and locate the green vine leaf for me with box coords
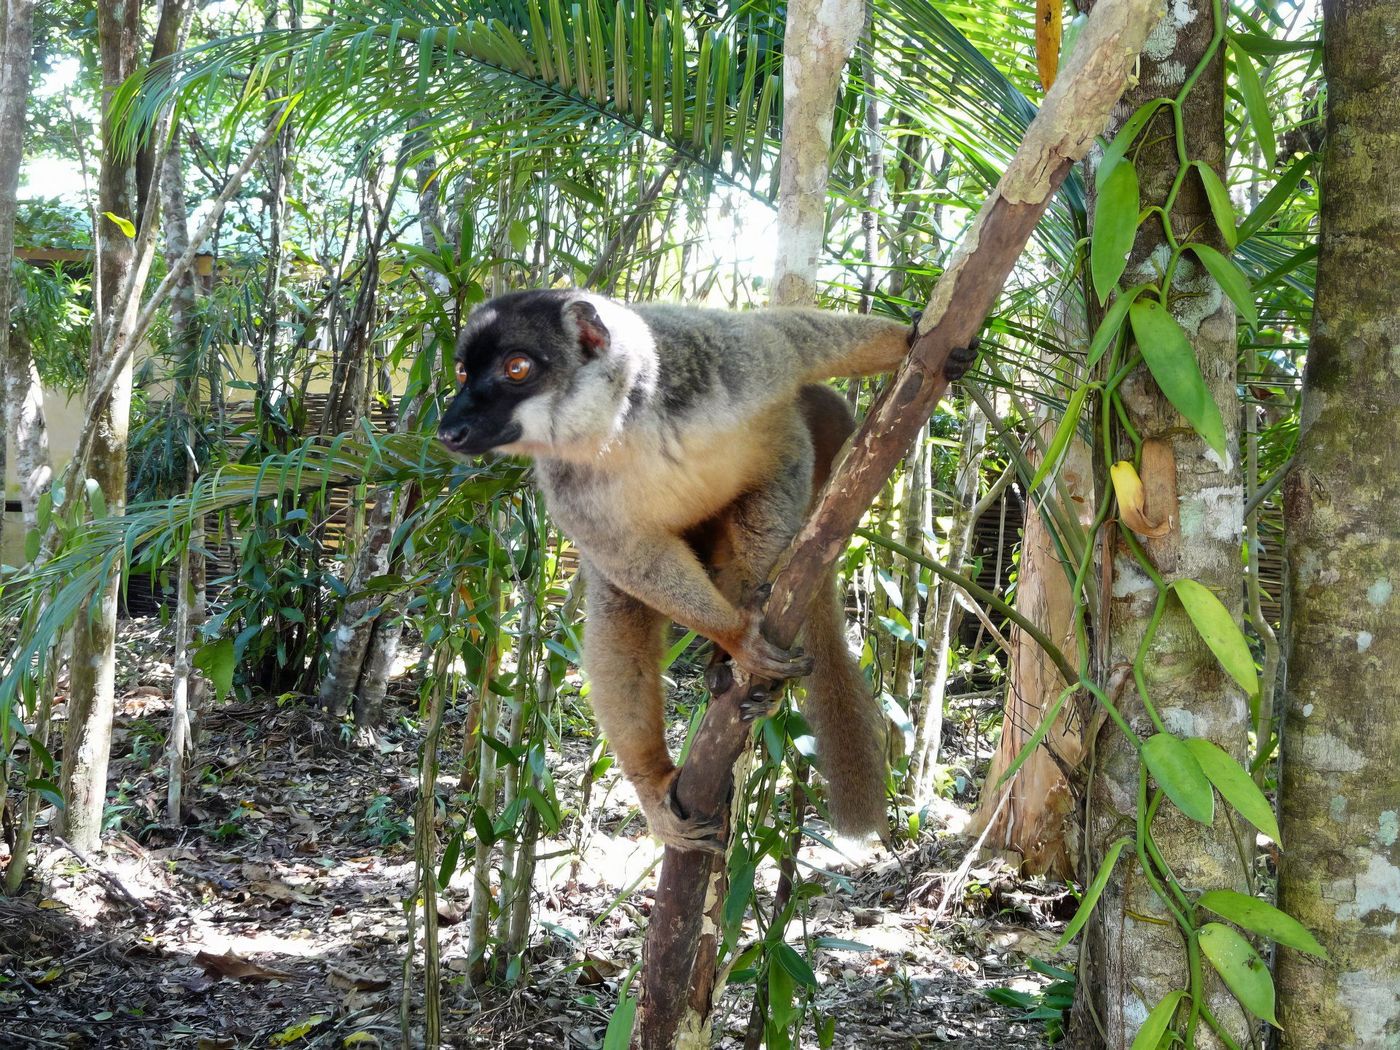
[1182,738,1280,842]
[1096,98,1166,191]
[1199,922,1280,1026]
[1197,890,1328,959]
[1187,243,1259,327]
[1128,299,1229,458]
[1191,161,1238,249]
[1130,990,1186,1050]
[1055,837,1130,951]
[1141,733,1215,824]
[1172,579,1259,697]
[1086,284,1149,368]
[1092,159,1141,303]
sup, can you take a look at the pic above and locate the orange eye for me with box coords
[503,354,533,383]
[455,362,468,386]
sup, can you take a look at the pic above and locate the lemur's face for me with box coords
[437,291,619,460]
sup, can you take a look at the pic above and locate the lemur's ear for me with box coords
[565,300,611,360]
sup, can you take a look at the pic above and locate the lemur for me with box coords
[438,288,972,851]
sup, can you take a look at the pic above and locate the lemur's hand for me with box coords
[725,609,814,683]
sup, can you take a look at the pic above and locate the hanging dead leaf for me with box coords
[193,949,292,982]
[1036,0,1063,91]
[1110,461,1171,538]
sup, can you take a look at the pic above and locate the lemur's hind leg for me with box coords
[704,408,819,720]
[581,560,724,852]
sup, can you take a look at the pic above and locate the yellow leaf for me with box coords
[36,965,63,984]
[1035,0,1063,92]
[1110,460,1170,538]
[270,1014,330,1045]
[343,1033,380,1048]
[102,211,136,238]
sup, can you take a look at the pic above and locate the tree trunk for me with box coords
[59,0,142,853]
[1073,0,1250,1042]
[769,0,865,309]
[160,135,207,825]
[0,0,52,541]
[1276,0,1400,1041]
[967,426,1090,879]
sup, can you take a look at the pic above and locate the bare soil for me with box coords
[0,619,1068,1049]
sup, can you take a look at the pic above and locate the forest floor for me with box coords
[0,618,1071,1049]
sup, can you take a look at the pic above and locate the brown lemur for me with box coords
[438,289,975,852]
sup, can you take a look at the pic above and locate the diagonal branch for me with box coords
[638,0,1165,1042]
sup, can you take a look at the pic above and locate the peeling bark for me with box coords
[1277,0,1400,1042]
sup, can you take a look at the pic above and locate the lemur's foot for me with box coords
[739,685,782,723]
[944,336,981,382]
[634,771,725,853]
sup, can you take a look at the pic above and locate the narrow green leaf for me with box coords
[1187,243,1258,326]
[1055,837,1130,950]
[669,0,684,142]
[650,10,665,135]
[612,1,628,111]
[630,0,647,120]
[24,529,40,563]
[194,637,236,701]
[1097,98,1166,191]
[1173,580,1259,697]
[1238,154,1312,242]
[1182,738,1279,842]
[1199,922,1279,1026]
[1191,161,1238,249]
[1092,159,1140,303]
[1129,299,1228,457]
[527,0,553,83]
[1131,990,1186,1050]
[602,993,637,1050]
[1030,382,1093,494]
[548,0,571,91]
[1198,890,1327,958]
[1087,284,1149,368]
[1232,43,1277,167]
[1141,733,1215,824]
[572,3,590,98]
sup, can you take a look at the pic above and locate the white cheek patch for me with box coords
[511,394,558,450]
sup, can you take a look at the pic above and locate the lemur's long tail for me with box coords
[800,574,890,840]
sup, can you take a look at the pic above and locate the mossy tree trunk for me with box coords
[1276,0,1400,1041]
